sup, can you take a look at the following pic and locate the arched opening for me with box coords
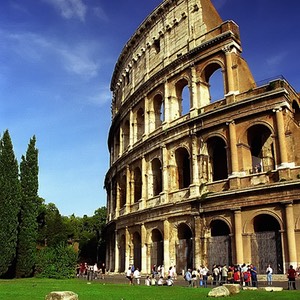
[175,147,191,189]
[136,108,144,141]
[176,223,193,272]
[175,78,190,117]
[251,214,283,273]
[123,120,130,151]
[152,158,162,196]
[133,167,142,203]
[119,235,126,272]
[208,219,232,270]
[119,174,126,207]
[292,100,300,123]
[202,63,224,105]
[111,176,117,211]
[114,128,120,161]
[154,94,164,128]
[247,125,275,173]
[133,232,141,271]
[207,137,228,181]
[151,229,164,268]
[209,68,224,103]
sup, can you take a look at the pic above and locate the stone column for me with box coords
[274,108,288,166]
[129,109,134,146]
[141,224,147,273]
[224,46,235,95]
[144,96,149,136]
[190,134,200,197]
[233,209,244,265]
[228,121,239,175]
[161,145,169,203]
[115,180,120,218]
[119,126,124,156]
[114,230,119,272]
[125,227,131,269]
[190,65,199,117]
[164,81,170,123]
[285,202,297,267]
[141,156,147,209]
[163,219,170,269]
[125,166,131,213]
[194,216,201,269]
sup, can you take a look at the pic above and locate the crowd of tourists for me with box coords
[77,262,106,280]
[77,261,299,290]
[183,263,299,290]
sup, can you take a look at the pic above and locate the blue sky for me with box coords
[1,0,299,217]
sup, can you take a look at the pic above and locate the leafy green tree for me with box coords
[35,243,78,279]
[0,130,21,277]
[38,203,68,247]
[16,136,39,278]
[78,207,107,263]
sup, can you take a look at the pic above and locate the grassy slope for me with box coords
[0,278,299,300]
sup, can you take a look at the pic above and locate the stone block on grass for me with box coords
[45,291,78,300]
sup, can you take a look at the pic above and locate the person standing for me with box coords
[266,264,273,286]
[287,265,297,290]
[221,265,228,285]
[101,263,106,279]
[133,268,141,285]
[250,264,258,287]
[126,267,133,285]
[184,269,192,287]
[200,265,209,288]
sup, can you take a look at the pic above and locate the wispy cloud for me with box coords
[266,52,288,67]
[1,30,101,79]
[43,0,87,22]
[86,85,112,107]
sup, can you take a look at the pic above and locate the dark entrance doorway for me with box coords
[251,214,283,273]
[207,220,232,270]
[151,229,164,268]
[176,223,193,273]
[133,232,141,271]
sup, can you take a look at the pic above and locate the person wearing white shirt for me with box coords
[266,264,273,285]
[133,268,141,285]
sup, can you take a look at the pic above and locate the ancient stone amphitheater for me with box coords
[105,0,300,275]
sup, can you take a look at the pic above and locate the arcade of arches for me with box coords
[106,210,294,274]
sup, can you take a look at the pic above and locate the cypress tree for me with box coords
[16,136,39,277]
[0,130,21,277]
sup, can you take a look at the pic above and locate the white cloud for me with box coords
[87,86,112,107]
[43,0,87,22]
[266,52,288,67]
[2,30,101,79]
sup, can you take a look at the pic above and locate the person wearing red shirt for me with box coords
[287,265,297,290]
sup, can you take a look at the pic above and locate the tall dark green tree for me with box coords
[16,136,39,278]
[0,130,21,277]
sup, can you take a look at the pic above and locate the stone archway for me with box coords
[151,229,164,269]
[207,219,231,270]
[133,232,141,271]
[176,223,193,273]
[251,214,283,273]
[119,235,126,272]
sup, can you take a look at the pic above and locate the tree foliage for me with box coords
[16,136,39,278]
[0,130,22,277]
[35,243,78,279]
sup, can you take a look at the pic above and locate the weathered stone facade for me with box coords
[105,0,300,274]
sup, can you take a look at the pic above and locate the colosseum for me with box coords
[104,0,300,275]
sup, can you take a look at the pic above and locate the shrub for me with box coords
[35,243,78,279]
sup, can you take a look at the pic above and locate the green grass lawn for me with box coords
[0,278,299,300]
